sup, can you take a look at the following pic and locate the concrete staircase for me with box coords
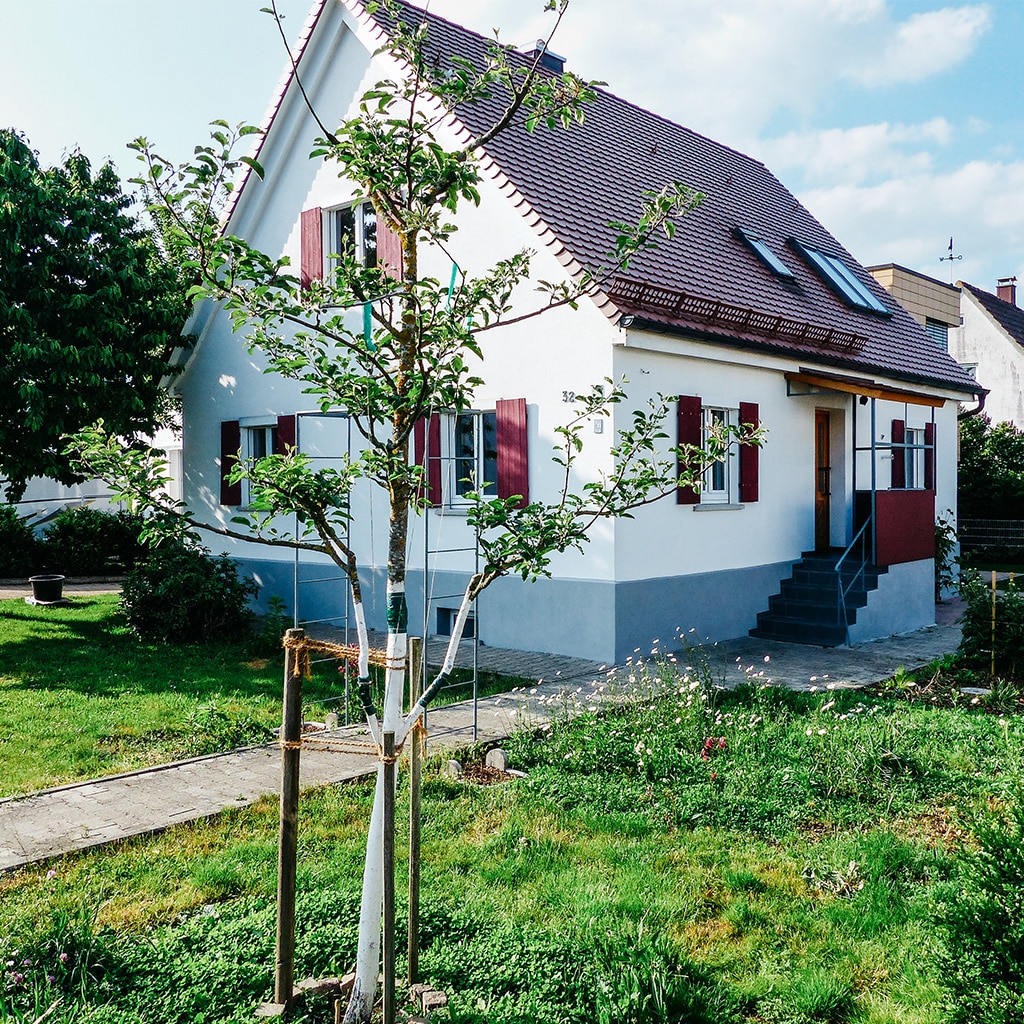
[750,549,887,646]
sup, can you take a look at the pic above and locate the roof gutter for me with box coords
[618,313,983,402]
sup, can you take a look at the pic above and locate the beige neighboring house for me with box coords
[868,264,1024,426]
[867,264,962,355]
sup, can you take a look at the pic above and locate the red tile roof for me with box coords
[274,0,981,396]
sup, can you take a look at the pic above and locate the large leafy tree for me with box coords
[72,2,757,1019]
[959,414,1024,520]
[0,130,191,500]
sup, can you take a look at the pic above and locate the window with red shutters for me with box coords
[220,420,242,505]
[891,419,906,488]
[738,401,759,503]
[924,421,935,491]
[275,415,296,454]
[676,395,701,504]
[496,398,529,508]
[300,208,322,288]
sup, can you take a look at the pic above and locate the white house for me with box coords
[950,278,1024,427]
[173,0,981,664]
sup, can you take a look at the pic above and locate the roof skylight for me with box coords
[795,242,890,314]
[737,229,795,280]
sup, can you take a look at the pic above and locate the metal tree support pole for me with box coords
[407,637,424,986]
[382,731,397,1024]
[275,628,305,1008]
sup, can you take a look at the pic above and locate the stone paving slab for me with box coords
[0,610,964,874]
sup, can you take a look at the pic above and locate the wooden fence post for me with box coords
[274,628,305,1008]
[407,637,423,986]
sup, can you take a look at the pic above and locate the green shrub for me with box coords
[937,791,1024,1022]
[0,506,39,576]
[119,542,258,643]
[38,506,149,576]
[958,573,1024,677]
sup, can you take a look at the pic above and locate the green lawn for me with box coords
[0,595,305,796]
[2,644,1022,1023]
[0,595,527,797]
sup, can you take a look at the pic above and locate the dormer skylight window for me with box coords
[737,229,795,280]
[793,241,890,314]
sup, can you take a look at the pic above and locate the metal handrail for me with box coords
[835,514,873,639]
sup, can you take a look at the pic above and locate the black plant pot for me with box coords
[29,574,66,603]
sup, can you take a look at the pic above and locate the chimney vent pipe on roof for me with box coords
[527,40,566,74]
[998,276,1017,306]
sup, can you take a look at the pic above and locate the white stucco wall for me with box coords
[950,292,1024,428]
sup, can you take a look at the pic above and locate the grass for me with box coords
[2,631,1023,1023]
[0,596,528,797]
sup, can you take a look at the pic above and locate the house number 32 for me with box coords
[562,391,576,403]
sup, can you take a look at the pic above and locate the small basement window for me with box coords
[736,228,795,280]
[793,241,890,314]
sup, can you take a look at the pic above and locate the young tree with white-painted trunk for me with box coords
[70,2,758,1020]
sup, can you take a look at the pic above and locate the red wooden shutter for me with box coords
[496,398,529,507]
[924,421,935,491]
[739,401,759,503]
[677,395,702,504]
[891,419,906,488]
[220,420,242,505]
[300,207,322,288]
[275,414,296,454]
[413,415,442,506]
[377,217,402,281]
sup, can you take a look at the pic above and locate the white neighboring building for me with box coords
[10,428,182,525]
[173,0,981,662]
[951,278,1024,428]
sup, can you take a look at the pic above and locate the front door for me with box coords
[814,410,831,550]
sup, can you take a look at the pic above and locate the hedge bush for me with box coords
[959,572,1024,678]
[119,542,258,643]
[38,507,149,576]
[0,506,39,577]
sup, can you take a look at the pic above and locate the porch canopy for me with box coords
[784,367,942,566]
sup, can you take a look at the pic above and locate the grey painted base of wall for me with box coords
[240,556,798,665]
[847,558,935,644]
[238,555,936,664]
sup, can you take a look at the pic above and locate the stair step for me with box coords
[776,582,868,608]
[768,596,856,624]
[749,616,847,647]
[791,566,883,588]
[751,547,886,648]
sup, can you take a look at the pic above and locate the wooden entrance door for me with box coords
[814,410,831,550]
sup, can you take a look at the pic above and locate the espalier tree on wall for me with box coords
[71,2,759,1019]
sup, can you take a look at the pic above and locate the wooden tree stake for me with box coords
[407,637,424,986]
[275,627,305,1008]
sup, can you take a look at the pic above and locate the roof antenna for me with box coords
[939,236,962,284]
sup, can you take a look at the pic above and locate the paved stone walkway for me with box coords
[0,601,964,873]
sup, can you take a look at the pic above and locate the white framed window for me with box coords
[449,410,497,501]
[240,422,279,506]
[326,200,377,276]
[702,407,734,503]
[905,428,924,489]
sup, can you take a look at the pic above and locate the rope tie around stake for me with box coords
[281,633,390,669]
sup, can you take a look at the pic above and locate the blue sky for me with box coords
[2,0,1021,294]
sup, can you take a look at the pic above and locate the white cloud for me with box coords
[758,118,953,186]
[852,6,992,86]
[428,0,992,144]
[798,159,1024,288]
